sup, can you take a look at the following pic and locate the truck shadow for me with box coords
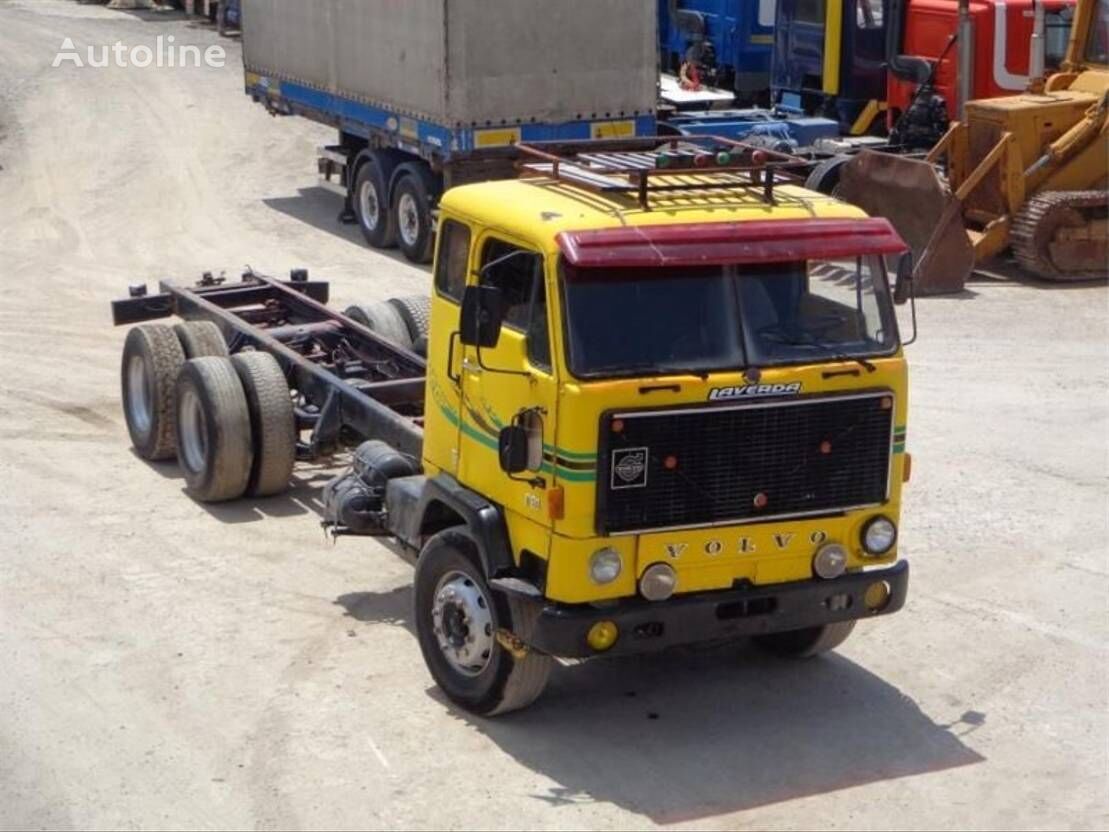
[336,587,985,822]
[132,451,335,524]
[263,188,429,270]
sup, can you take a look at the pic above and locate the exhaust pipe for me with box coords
[1029,0,1046,81]
[956,0,974,117]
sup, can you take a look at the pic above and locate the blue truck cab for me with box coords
[659,0,778,101]
[771,0,888,132]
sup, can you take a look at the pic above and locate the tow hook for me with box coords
[495,629,530,660]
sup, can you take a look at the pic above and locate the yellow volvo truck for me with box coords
[113,139,914,715]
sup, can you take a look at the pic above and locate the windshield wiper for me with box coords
[588,363,715,380]
[759,330,877,374]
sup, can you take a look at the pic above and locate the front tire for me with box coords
[414,528,552,716]
[754,620,856,658]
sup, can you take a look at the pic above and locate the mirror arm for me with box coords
[903,275,919,346]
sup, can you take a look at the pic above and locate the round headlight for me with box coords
[639,562,678,601]
[589,548,623,584]
[813,543,848,580]
[862,516,898,556]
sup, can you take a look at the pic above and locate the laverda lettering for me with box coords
[709,382,802,401]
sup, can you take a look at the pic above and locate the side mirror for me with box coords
[498,425,530,474]
[460,285,504,348]
[893,251,914,306]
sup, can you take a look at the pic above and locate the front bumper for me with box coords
[523,561,909,659]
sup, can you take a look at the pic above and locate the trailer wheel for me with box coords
[345,302,414,351]
[392,172,435,264]
[231,352,296,497]
[414,528,552,716]
[175,357,254,503]
[753,620,856,658]
[353,159,396,249]
[174,320,229,359]
[121,324,187,461]
[387,295,431,344]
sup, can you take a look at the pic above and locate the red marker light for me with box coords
[820,441,833,455]
[753,492,769,509]
[664,455,678,470]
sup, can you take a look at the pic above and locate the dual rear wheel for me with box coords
[121,322,296,503]
[351,154,436,264]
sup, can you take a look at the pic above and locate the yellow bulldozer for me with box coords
[838,0,1108,291]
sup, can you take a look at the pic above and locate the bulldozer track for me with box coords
[1010,191,1108,281]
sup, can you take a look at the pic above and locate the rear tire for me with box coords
[231,352,296,497]
[753,620,856,658]
[387,295,431,345]
[121,324,186,461]
[174,320,229,359]
[345,301,414,351]
[175,357,254,503]
[353,158,396,249]
[414,528,552,716]
[392,172,435,264]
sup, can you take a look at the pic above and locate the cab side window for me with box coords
[435,220,471,302]
[479,238,551,371]
[795,0,825,24]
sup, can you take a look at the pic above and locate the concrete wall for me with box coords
[242,0,656,126]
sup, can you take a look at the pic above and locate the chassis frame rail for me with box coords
[112,271,426,460]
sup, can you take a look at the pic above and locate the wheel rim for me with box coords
[431,570,495,677]
[397,191,421,248]
[178,387,208,474]
[358,179,380,232]
[126,355,153,437]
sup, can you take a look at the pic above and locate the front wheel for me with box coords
[414,528,552,716]
[753,620,856,658]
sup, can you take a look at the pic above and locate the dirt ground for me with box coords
[0,2,1106,830]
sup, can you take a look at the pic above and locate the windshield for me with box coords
[560,257,898,378]
[1087,0,1109,65]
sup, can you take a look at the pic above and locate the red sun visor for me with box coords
[557,218,908,270]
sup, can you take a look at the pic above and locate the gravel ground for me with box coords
[0,2,1106,830]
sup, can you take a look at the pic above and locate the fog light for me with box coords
[864,581,892,612]
[639,563,678,602]
[587,620,619,652]
[862,516,898,556]
[813,543,848,580]
[589,548,623,585]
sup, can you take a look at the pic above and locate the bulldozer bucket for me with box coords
[836,151,974,296]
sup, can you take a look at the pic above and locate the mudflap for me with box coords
[836,151,974,296]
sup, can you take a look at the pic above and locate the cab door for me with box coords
[457,233,558,541]
[420,217,471,476]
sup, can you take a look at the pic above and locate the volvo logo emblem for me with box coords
[611,447,649,490]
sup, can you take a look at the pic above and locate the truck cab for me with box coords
[412,148,913,712]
